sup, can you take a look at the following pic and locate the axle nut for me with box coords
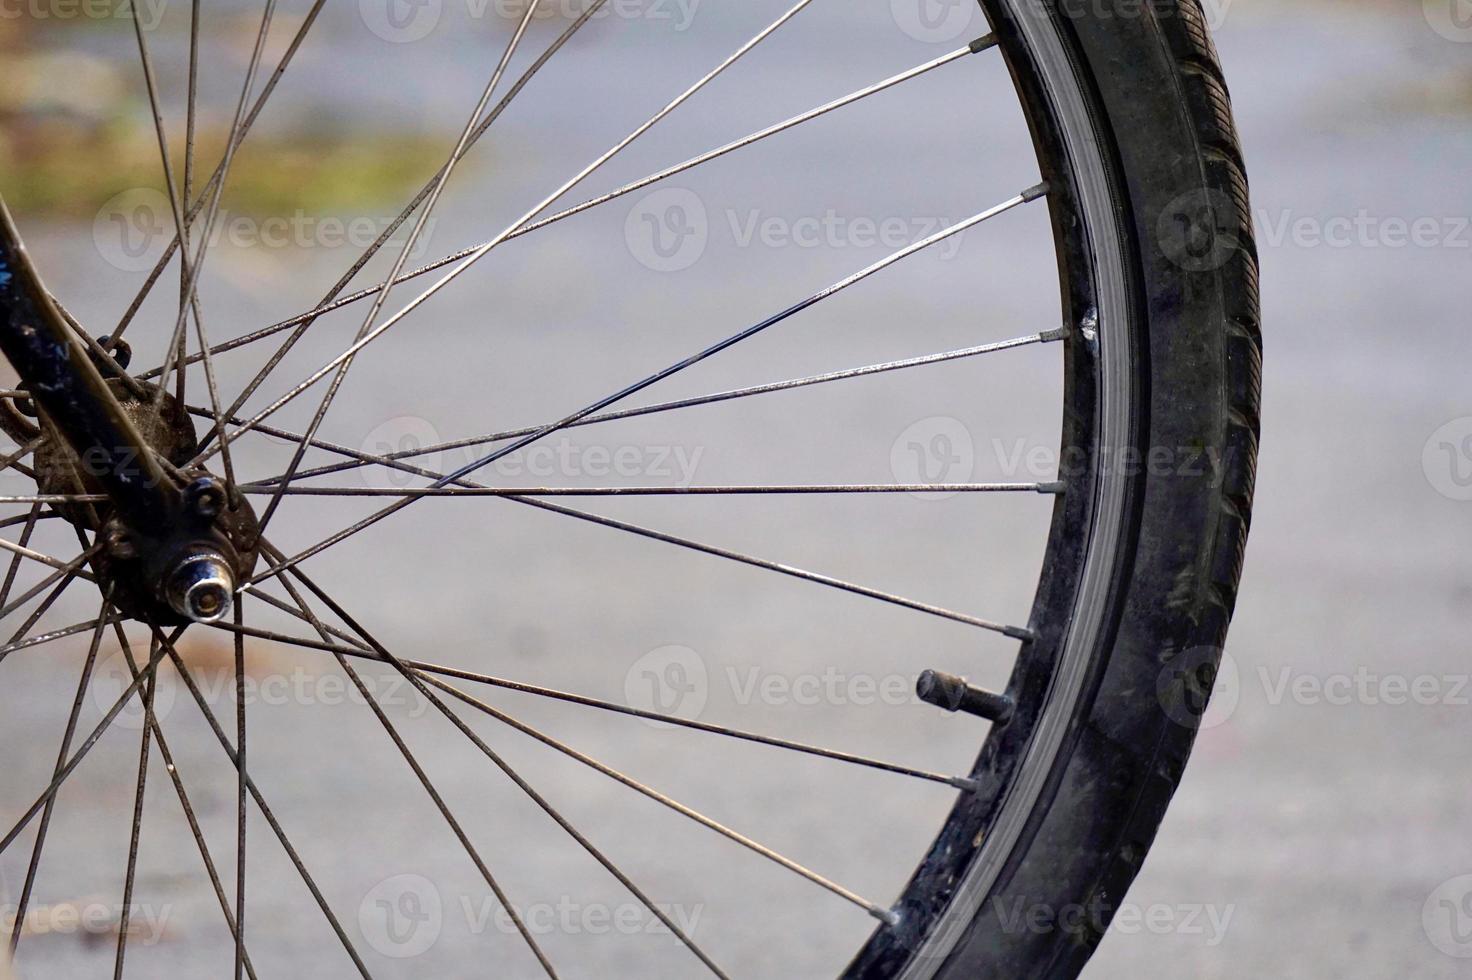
[166,553,235,624]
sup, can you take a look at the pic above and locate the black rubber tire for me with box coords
[930,1,1262,976]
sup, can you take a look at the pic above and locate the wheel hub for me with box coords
[5,370,259,625]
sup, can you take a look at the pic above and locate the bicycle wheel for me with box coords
[0,0,1258,976]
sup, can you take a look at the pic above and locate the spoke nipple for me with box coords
[166,553,235,624]
[871,905,903,928]
[969,33,998,54]
[949,774,981,793]
[1022,181,1051,203]
[1037,481,1067,495]
[916,670,1015,725]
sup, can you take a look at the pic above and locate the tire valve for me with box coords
[916,670,1015,725]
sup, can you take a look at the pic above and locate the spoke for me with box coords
[0,536,98,581]
[251,0,550,541]
[159,635,373,978]
[256,551,558,979]
[0,614,120,662]
[153,0,279,399]
[264,561,729,978]
[126,0,236,483]
[277,556,893,935]
[197,0,822,465]
[107,0,329,351]
[110,623,260,980]
[249,188,1046,584]
[0,436,44,479]
[184,0,201,211]
[184,0,613,455]
[7,600,108,958]
[0,494,107,504]
[148,35,998,385]
[510,494,1033,637]
[433,671,899,924]
[0,504,41,612]
[3,559,86,660]
[230,330,1060,488]
[0,511,63,532]
[0,545,101,623]
[233,602,247,980]
[207,609,979,792]
[0,629,171,857]
[241,483,1059,498]
[113,638,157,980]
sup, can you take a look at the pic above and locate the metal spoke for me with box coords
[0,436,44,479]
[260,557,729,977]
[0,504,41,612]
[277,556,894,931]
[0,494,107,504]
[106,0,329,351]
[0,614,120,661]
[0,630,171,857]
[254,549,558,979]
[0,511,62,532]
[159,634,373,978]
[0,545,101,623]
[251,0,550,540]
[113,637,157,980]
[435,671,900,924]
[2,559,87,663]
[184,0,201,212]
[126,0,236,485]
[240,483,1060,498]
[206,608,979,792]
[233,602,247,980]
[151,0,279,399]
[7,600,108,958]
[249,188,1045,584]
[186,0,613,456]
[145,35,997,385]
[0,536,98,581]
[197,0,822,464]
[109,623,261,980]
[231,330,1060,488]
